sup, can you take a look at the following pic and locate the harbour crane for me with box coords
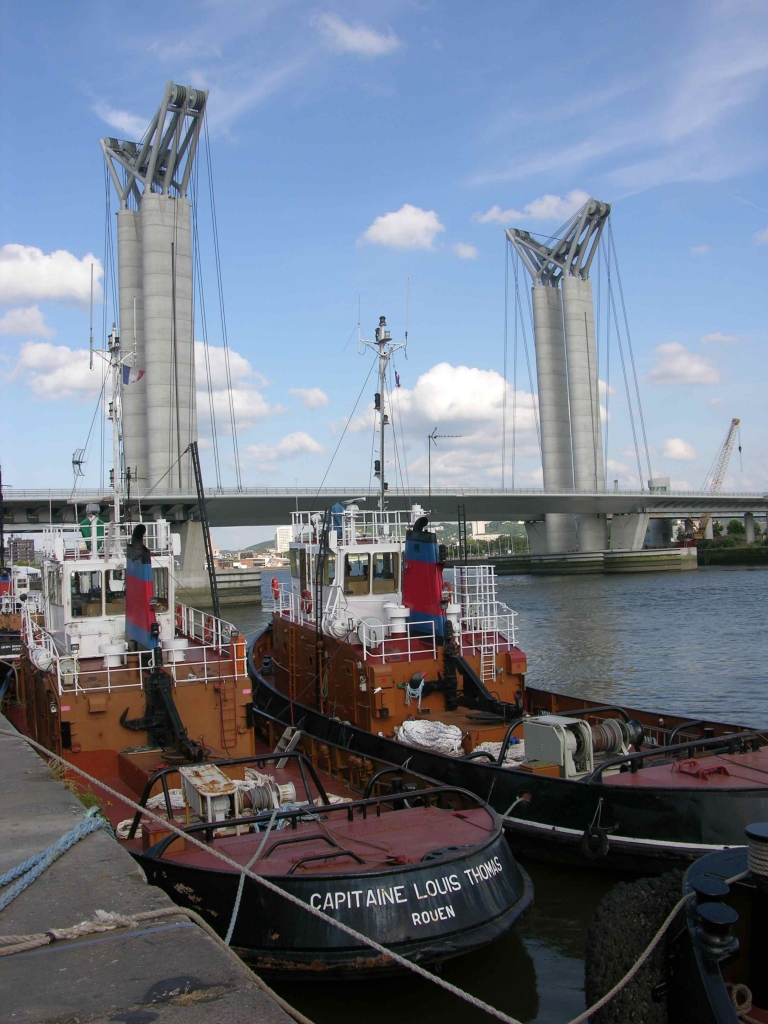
[695,418,741,539]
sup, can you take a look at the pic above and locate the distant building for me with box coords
[275,525,292,554]
[8,538,35,564]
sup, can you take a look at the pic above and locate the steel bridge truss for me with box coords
[505,198,610,286]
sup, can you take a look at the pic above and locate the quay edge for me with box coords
[0,712,295,1024]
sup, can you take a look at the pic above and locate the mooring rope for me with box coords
[0,726,749,1024]
[0,806,108,912]
[0,904,315,1024]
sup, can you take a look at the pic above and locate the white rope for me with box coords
[3,726,745,1024]
[0,905,315,1024]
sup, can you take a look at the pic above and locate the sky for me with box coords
[1,0,766,548]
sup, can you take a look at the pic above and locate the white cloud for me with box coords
[13,342,102,400]
[599,379,617,397]
[349,361,540,484]
[315,13,401,56]
[700,332,743,344]
[244,431,324,468]
[662,437,698,461]
[0,245,103,306]
[195,341,282,431]
[289,387,329,409]
[93,102,148,140]
[474,190,590,225]
[670,479,693,490]
[0,306,54,338]
[452,242,478,260]
[691,244,711,254]
[360,204,445,251]
[648,343,721,385]
[756,227,768,244]
[710,397,724,407]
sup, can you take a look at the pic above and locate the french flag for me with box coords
[122,366,145,386]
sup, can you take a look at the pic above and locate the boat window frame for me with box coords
[324,552,336,586]
[105,567,126,615]
[372,551,399,594]
[69,568,104,618]
[344,553,370,596]
[152,566,169,612]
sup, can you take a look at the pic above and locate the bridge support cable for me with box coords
[510,246,542,460]
[190,168,223,490]
[600,242,612,489]
[603,239,644,492]
[608,222,653,485]
[203,115,242,490]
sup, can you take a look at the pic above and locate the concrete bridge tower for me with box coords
[101,82,207,495]
[507,199,610,553]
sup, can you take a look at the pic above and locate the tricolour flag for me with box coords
[395,371,401,388]
[122,366,145,386]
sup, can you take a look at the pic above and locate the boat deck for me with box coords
[602,749,768,789]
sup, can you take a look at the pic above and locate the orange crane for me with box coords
[694,418,741,540]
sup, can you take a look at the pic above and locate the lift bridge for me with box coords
[6,84,765,584]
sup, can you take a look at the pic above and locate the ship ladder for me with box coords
[480,635,495,685]
[219,676,239,751]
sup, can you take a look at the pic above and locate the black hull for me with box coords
[668,847,748,1024]
[134,833,532,979]
[248,637,768,874]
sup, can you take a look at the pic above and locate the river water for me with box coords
[230,565,768,1023]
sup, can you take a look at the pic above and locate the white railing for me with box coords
[175,602,235,653]
[447,565,518,656]
[41,520,174,560]
[22,605,246,696]
[291,509,410,546]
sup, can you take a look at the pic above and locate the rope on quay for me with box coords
[0,904,316,1024]
[0,806,108,912]
[0,727,744,1024]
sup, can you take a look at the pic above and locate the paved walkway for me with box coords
[0,713,298,1024]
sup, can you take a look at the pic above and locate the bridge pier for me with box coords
[745,512,756,544]
[608,512,649,550]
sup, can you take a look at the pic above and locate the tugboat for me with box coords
[667,826,768,1023]
[6,322,532,974]
[249,315,768,873]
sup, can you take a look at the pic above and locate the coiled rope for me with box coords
[0,727,747,1024]
[0,806,108,912]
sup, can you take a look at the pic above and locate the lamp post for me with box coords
[428,428,462,504]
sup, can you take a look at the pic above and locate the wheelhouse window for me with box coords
[372,552,398,594]
[289,548,300,578]
[46,568,63,605]
[105,568,126,614]
[344,553,370,595]
[70,570,103,617]
[152,567,169,612]
[324,553,336,585]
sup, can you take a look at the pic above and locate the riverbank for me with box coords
[697,544,768,567]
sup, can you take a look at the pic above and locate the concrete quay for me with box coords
[0,714,296,1024]
[448,547,698,576]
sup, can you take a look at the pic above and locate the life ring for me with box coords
[271,577,280,600]
[300,590,313,615]
[441,580,453,602]
[203,614,215,645]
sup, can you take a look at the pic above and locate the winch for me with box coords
[523,715,644,779]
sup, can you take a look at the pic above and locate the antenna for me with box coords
[89,264,94,370]
[72,448,86,481]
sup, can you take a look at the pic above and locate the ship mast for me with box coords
[359,316,405,510]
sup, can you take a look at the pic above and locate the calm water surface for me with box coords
[230,566,768,1023]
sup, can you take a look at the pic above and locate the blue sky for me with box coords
[1,0,766,546]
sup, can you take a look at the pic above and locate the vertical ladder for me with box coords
[457,504,468,564]
[219,677,238,751]
[480,637,495,685]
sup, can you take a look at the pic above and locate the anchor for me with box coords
[121,658,204,763]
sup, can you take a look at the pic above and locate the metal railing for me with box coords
[40,521,174,560]
[291,508,411,546]
[22,604,245,696]
[271,584,437,664]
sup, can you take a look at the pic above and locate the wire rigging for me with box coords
[608,222,653,485]
[190,166,223,489]
[501,239,509,487]
[314,356,378,498]
[203,114,242,489]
